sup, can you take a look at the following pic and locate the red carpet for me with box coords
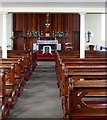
[72,116,107,120]
[37,53,56,61]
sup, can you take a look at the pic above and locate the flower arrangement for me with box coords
[28,31,41,38]
[55,31,65,38]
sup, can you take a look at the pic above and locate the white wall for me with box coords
[0,14,3,50]
[85,14,105,50]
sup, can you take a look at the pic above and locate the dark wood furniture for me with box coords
[56,50,107,119]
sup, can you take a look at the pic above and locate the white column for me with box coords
[2,12,8,58]
[80,12,86,58]
[8,13,13,50]
[0,14,3,49]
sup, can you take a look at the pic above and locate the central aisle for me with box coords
[9,61,63,118]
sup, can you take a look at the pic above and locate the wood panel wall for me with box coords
[13,13,80,50]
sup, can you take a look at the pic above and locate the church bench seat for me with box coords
[56,50,107,57]
[55,50,107,74]
[0,65,18,107]
[1,50,36,81]
[0,59,25,96]
[61,70,107,118]
[55,54,107,118]
[0,51,37,109]
[56,59,107,90]
[0,58,26,85]
[59,66,107,97]
[56,50,107,70]
[68,80,107,119]
[7,50,37,71]
[7,54,32,81]
[0,70,10,120]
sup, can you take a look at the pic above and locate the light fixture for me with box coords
[45,13,50,28]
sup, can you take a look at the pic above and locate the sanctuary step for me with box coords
[37,53,56,61]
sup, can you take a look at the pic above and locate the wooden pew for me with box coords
[68,80,107,119]
[7,54,32,81]
[56,50,107,118]
[56,50,107,70]
[56,50,107,58]
[55,51,107,75]
[59,65,107,96]
[56,51,107,85]
[0,50,37,109]
[61,70,107,118]
[0,65,18,107]
[1,49,37,81]
[7,50,37,71]
[56,58,107,91]
[0,60,25,97]
[56,57,107,117]
[0,70,10,120]
[0,58,25,73]
[0,57,25,87]
[56,54,107,87]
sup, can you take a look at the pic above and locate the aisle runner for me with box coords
[8,62,62,118]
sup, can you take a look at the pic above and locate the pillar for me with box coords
[80,12,86,58]
[2,12,8,58]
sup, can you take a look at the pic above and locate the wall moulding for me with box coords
[0,7,105,13]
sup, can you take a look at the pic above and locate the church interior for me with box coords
[0,0,107,120]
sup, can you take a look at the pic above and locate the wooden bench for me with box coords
[56,50,107,118]
[68,79,107,119]
[0,60,25,97]
[0,58,25,73]
[0,70,10,120]
[61,70,107,118]
[0,65,18,107]
[56,50,107,58]
[56,55,107,66]
[56,57,107,117]
[56,52,107,83]
[56,50,107,69]
[56,58,107,90]
[7,54,32,81]
[7,50,37,72]
[56,51,107,74]
[57,60,107,94]
[59,65,107,96]
[0,50,37,112]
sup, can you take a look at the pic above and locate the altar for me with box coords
[33,40,61,61]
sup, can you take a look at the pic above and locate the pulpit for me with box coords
[33,40,61,61]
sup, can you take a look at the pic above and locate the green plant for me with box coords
[55,31,65,38]
[29,31,41,38]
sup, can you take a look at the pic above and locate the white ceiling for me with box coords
[1,0,106,2]
[0,1,106,13]
[1,2,105,8]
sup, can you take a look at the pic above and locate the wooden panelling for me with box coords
[13,37,26,50]
[13,13,80,50]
